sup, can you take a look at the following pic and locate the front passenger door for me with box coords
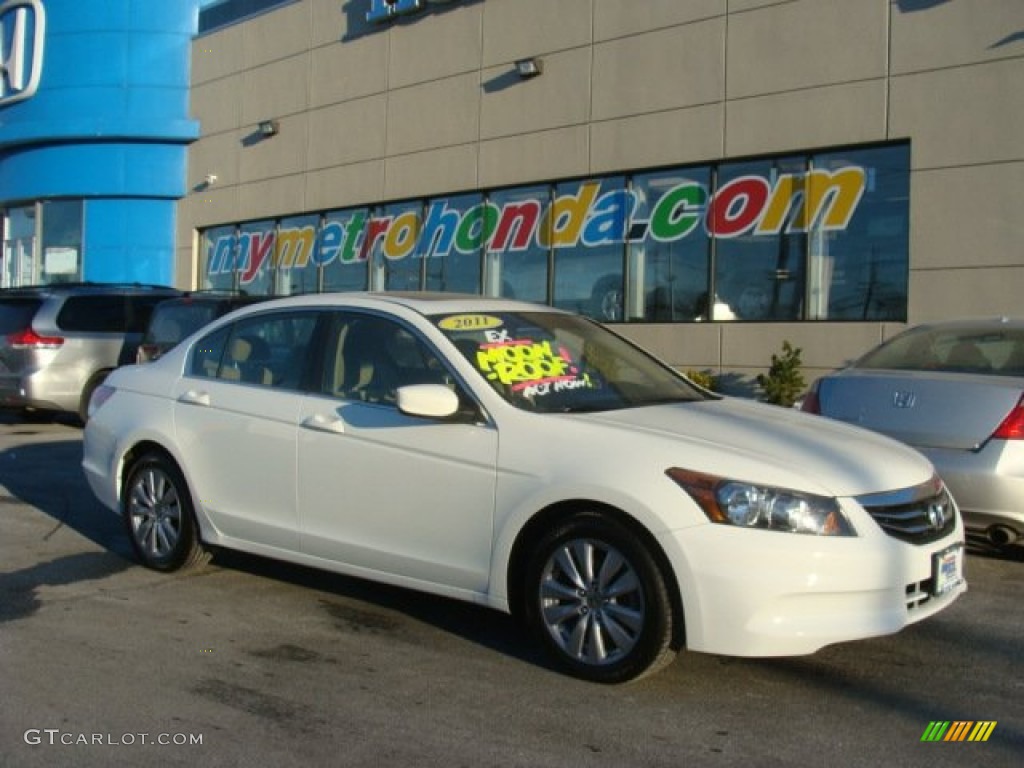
[296,312,498,593]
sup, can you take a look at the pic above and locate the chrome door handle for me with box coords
[177,390,211,407]
[300,413,346,434]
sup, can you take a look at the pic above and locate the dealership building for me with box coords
[1,0,1022,390]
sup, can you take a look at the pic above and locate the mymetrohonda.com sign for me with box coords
[207,167,866,286]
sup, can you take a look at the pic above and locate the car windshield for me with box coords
[856,324,1024,376]
[433,310,708,412]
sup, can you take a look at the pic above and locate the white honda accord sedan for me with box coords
[83,293,966,683]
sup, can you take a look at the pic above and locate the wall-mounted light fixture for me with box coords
[514,57,543,79]
[258,119,280,137]
[205,173,218,185]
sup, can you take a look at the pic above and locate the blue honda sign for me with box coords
[0,0,45,106]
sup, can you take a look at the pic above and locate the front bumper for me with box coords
[659,517,966,658]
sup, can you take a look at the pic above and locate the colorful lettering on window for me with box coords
[207,168,867,286]
[474,330,592,396]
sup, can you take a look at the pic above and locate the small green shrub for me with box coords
[685,369,717,392]
[756,341,805,407]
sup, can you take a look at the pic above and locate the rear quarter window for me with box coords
[0,299,43,333]
[126,296,176,333]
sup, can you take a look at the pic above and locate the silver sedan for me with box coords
[802,317,1024,553]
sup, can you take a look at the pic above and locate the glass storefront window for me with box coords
[2,201,85,287]
[202,225,238,291]
[551,177,626,322]
[370,201,423,292]
[713,156,807,321]
[321,207,371,293]
[197,143,909,323]
[2,205,38,287]
[275,214,320,295]
[40,201,83,284]
[236,219,276,295]
[424,193,484,294]
[809,145,909,321]
[630,169,711,322]
[487,185,550,305]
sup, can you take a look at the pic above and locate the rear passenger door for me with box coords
[172,310,321,552]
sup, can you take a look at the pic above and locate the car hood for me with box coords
[572,396,935,498]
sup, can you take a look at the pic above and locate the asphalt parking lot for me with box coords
[0,415,1022,768]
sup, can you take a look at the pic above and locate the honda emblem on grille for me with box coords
[892,390,916,408]
[928,502,947,531]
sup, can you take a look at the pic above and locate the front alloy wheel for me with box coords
[526,513,678,683]
[123,453,206,571]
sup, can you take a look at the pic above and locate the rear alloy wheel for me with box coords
[123,453,207,571]
[525,513,678,683]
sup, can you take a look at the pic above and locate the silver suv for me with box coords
[0,283,182,422]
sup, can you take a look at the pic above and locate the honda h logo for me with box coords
[892,390,917,409]
[0,0,45,106]
[927,501,949,531]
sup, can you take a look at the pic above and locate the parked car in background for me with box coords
[83,293,965,683]
[802,316,1024,553]
[0,283,182,423]
[136,292,270,363]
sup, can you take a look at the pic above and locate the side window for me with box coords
[190,311,319,389]
[190,325,231,379]
[125,296,174,333]
[57,296,127,332]
[321,314,450,405]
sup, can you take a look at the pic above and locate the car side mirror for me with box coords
[396,384,461,420]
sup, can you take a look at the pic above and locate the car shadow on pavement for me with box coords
[0,436,131,559]
[208,547,554,674]
[0,431,554,673]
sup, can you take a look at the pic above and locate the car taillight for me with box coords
[991,395,1024,440]
[136,343,160,364]
[799,380,821,414]
[6,328,64,349]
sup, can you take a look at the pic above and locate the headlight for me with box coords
[666,468,855,536]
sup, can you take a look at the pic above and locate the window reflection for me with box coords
[486,186,550,304]
[275,214,320,295]
[713,157,806,321]
[630,170,710,322]
[810,145,909,321]
[202,225,238,291]
[321,208,371,293]
[424,193,484,294]
[551,178,625,321]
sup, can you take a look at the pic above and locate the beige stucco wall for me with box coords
[179,0,1024,394]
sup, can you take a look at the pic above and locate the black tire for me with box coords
[122,452,208,572]
[523,512,678,683]
[78,370,111,425]
[20,407,54,424]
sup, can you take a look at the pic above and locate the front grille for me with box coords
[857,478,958,545]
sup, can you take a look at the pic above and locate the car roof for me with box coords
[154,292,266,307]
[0,282,180,298]
[892,316,1024,334]
[221,291,565,317]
